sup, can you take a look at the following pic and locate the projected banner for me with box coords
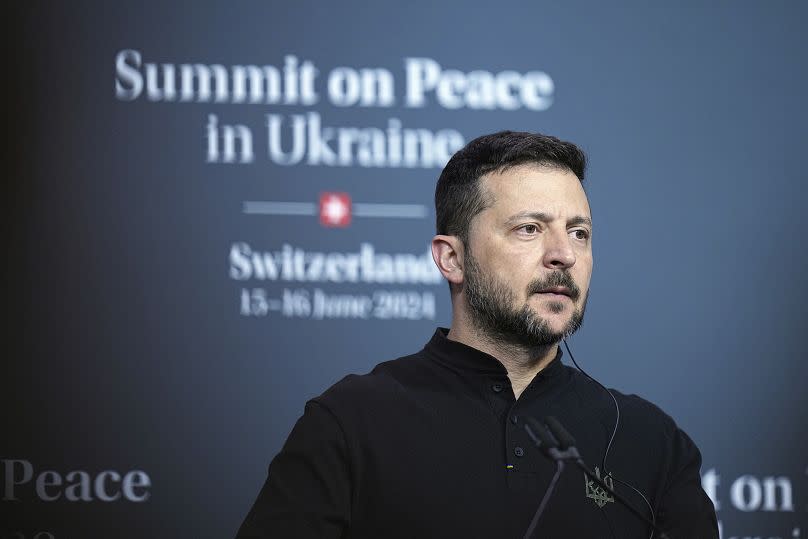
[4,3,806,539]
[114,51,552,167]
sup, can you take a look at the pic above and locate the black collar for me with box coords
[423,327,565,379]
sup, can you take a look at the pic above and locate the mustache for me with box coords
[527,271,581,301]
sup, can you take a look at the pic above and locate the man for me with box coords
[237,131,718,538]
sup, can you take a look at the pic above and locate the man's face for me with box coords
[462,164,593,348]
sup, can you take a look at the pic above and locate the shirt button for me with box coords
[510,415,518,425]
[514,446,525,457]
[491,383,504,393]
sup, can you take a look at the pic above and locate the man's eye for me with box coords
[571,229,590,240]
[520,224,538,234]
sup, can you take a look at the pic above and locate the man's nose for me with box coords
[542,230,576,269]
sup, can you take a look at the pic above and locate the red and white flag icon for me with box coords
[319,192,352,228]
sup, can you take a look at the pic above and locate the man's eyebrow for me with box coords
[568,216,593,228]
[505,211,592,228]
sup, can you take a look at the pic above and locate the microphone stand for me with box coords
[522,459,564,539]
[523,417,670,539]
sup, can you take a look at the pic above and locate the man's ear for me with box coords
[431,235,464,286]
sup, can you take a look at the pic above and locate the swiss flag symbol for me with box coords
[319,192,352,228]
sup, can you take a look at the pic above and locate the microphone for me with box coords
[544,416,576,449]
[523,416,670,539]
[525,416,581,462]
[521,417,566,539]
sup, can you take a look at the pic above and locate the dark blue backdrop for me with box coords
[4,2,806,538]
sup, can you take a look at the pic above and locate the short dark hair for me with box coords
[435,131,587,243]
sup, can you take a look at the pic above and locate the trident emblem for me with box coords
[585,467,615,508]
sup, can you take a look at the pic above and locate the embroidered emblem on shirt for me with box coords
[585,467,615,508]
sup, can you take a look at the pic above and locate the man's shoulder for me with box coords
[566,368,681,441]
[601,383,687,446]
[312,350,432,410]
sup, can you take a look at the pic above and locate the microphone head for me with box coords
[544,416,577,450]
[524,416,559,453]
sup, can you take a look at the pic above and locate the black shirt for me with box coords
[237,328,718,538]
